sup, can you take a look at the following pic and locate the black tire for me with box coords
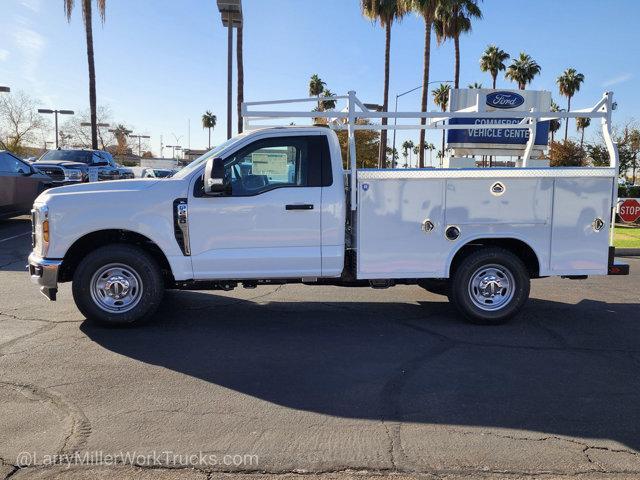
[449,247,530,325]
[418,278,450,296]
[72,244,164,326]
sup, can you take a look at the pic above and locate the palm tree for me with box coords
[468,82,483,88]
[361,0,408,168]
[410,0,441,168]
[425,142,436,166]
[112,124,130,156]
[432,83,450,163]
[401,139,415,167]
[557,68,585,141]
[237,24,244,134]
[63,0,107,150]
[308,74,326,111]
[202,111,217,149]
[505,52,541,90]
[549,100,562,143]
[434,0,482,90]
[576,117,591,148]
[319,90,337,111]
[479,44,509,89]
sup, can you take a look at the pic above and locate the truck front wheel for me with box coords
[449,247,530,325]
[72,244,164,326]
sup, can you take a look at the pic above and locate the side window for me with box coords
[224,138,309,196]
[0,153,27,173]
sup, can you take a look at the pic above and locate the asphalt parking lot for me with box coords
[1,216,640,480]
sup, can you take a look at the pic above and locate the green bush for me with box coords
[628,185,640,198]
[618,185,628,198]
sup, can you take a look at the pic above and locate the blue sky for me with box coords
[0,0,638,157]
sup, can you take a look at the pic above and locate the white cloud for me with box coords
[0,49,9,62]
[602,73,633,87]
[20,0,41,13]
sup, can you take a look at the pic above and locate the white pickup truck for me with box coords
[28,91,629,326]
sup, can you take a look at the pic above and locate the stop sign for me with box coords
[619,198,640,223]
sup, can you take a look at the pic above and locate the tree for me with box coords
[202,111,217,149]
[549,100,562,144]
[424,142,436,166]
[585,143,610,168]
[434,0,482,90]
[557,68,585,141]
[479,44,509,89]
[0,91,47,156]
[236,24,244,134]
[401,139,414,167]
[308,74,326,111]
[432,83,450,164]
[467,82,483,88]
[60,105,115,149]
[319,90,337,111]
[547,140,585,167]
[336,119,381,169]
[505,52,541,90]
[576,117,591,148]
[386,146,399,167]
[63,0,107,150]
[361,0,408,168]
[111,124,131,157]
[410,0,442,168]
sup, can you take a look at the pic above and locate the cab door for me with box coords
[188,135,326,280]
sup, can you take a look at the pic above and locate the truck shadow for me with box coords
[0,217,32,272]
[81,290,640,450]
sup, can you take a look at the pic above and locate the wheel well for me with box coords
[58,230,174,284]
[449,238,540,278]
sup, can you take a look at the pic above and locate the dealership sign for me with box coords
[619,198,640,223]
[447,89,552,156]
[486,92,525,109]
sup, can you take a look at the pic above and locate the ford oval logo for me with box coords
[486,91,525,109]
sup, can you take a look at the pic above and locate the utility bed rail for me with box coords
[242,91,619,216]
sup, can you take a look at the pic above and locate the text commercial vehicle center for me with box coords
[28,89,629,326]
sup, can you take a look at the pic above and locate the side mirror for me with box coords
[19,167,34,176]
[204,157,227,195]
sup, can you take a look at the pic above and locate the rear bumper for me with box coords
[608,246,630,276]
[28,253,62,300]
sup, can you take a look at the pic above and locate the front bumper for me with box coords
[28,252,62,301]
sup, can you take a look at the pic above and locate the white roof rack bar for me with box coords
[241,90,618,211]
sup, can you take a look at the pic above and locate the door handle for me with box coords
[285,204,314,210]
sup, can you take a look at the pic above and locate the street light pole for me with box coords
[38,109,75,149]
[129,134,151,157]
[391,80,452,167]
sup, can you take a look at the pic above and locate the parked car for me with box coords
[35,149,134,182]
[141,168,176,178]
[0,150,52,219]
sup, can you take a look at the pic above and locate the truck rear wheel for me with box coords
[72,244,164,326]
[449,247,530,325]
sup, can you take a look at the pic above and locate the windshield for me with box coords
[39,150,93,164]
[172,134,247,179]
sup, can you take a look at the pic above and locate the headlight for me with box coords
[64,168,83,181]
[32,205,50,257]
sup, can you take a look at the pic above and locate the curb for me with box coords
[615,248,640,257]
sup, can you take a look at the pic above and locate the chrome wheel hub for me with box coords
[90,263,143,313]
[468,264,515,312]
